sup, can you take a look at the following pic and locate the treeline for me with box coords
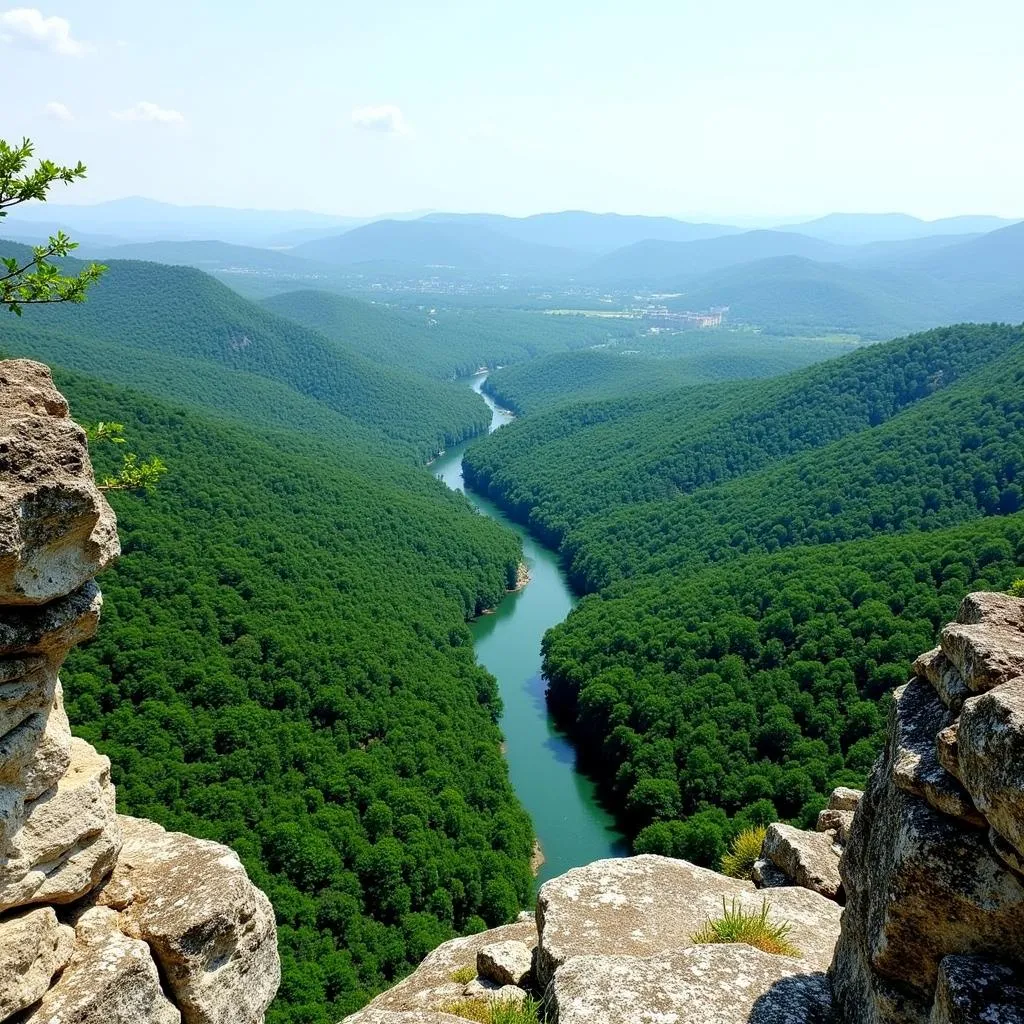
[482,333,860,415]
[1,251,489,460]
[464,324,1024,546]
[56,371,534,1023]
[263,290,643,380]
[461,322,1024,863]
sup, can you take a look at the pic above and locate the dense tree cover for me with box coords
[482,334,861,415]
[461,321,1024,866]
[464,325,1024,546]
[563,338,1024,588]
[52,370,534,1023]
[0,246,489,460]
[543,517,1024,861]
[262,290,642,380]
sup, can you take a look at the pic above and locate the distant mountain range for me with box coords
[4,202,1022,339]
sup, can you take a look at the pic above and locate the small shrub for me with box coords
[450,965,477,985]
[692,897,800,958]
[1009,578,1024,599]
[438,996,543,1024]
[720,826,767,879]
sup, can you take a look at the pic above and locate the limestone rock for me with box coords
[930,954,1024,1024]
[956,591,1024,629]
[101,816,279,1024]
[16,906,180,1024]
[762,822,843,901]
[913,648,971,714]
[476,939,533,987]
[346,920,535,1018]
[829,787,863,812]
[0,582,101,662]
[752,857,791,888]
[888,679,984,827]
[832,769,1024,1014]
[549,943,835,1024]
[0,737,120,910]
[0,359,118,606]
[956,677,1024,859]
[20,684,71,801]
[940,621,1024,694]
[988,826,1024,877]
[493,986,527,1005]
[817,808,855,844]
[535,855,842,989]
[462,978,501,1000]
[0,906,74,1020]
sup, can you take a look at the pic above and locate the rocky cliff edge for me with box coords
[0,360,280,1023]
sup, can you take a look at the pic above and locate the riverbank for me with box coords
[430,373,627,885]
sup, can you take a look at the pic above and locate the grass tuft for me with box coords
[720,825,767,880]
[438,995,543,1024]
[450,965,477,985]
[692,897,800,958]
[1009,578,1024,598]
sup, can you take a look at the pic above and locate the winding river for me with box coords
[432,373,627,884]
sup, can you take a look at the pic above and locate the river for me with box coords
[432,373,627,884]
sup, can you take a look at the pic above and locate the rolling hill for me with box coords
[421,211,740,253]
[460,322,1024,864]
[779,211,1017,245]
[0,242,489,459]
[293,219,586,275]
[585,230,848,284]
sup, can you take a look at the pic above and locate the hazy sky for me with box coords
[2,1,1021,219]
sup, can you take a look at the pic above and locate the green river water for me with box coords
[432,374,627,884]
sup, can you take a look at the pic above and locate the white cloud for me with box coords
[44,100,72,121]
[351,104,409,135]
[112,101,185,124]
[0,7,87,55]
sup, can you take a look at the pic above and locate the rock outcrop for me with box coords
[830,591,1024,1024]
[0,361,279,1023]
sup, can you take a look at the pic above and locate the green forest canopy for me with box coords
[463,322,1024,860]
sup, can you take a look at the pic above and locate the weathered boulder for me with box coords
[548,943,835,1024]
[0,905,74,1020]
[929,954,1024,1024]
[0,737,119,911]
[96,816,278,1024]
[476,939,533,987]
[940,621,1024,694]
[831,767,1024,1020]
[0,359,118,606]
[829,787,863,813]
[913,648,971,714]
[817,807,855,844]
[19,683,71,802]
[762,822,843,901]
[343,920,535,1019]
[17,905,180,1024]
[957,592,1024,629]
[535,855,841,989]
[956,677,1024,859]
[888,679,984,827]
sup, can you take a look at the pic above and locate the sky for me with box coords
[1,1,1022,220]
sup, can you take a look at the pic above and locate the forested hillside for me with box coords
[466,324,1024,541]
[482,334,860,414]
[462,322,1024,861]
[262,290,641,379]
[51,369,534,1023]
[0,245,488,460]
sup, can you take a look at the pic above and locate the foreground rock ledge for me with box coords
[550,944,835,1024]
[536,854,841,988]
